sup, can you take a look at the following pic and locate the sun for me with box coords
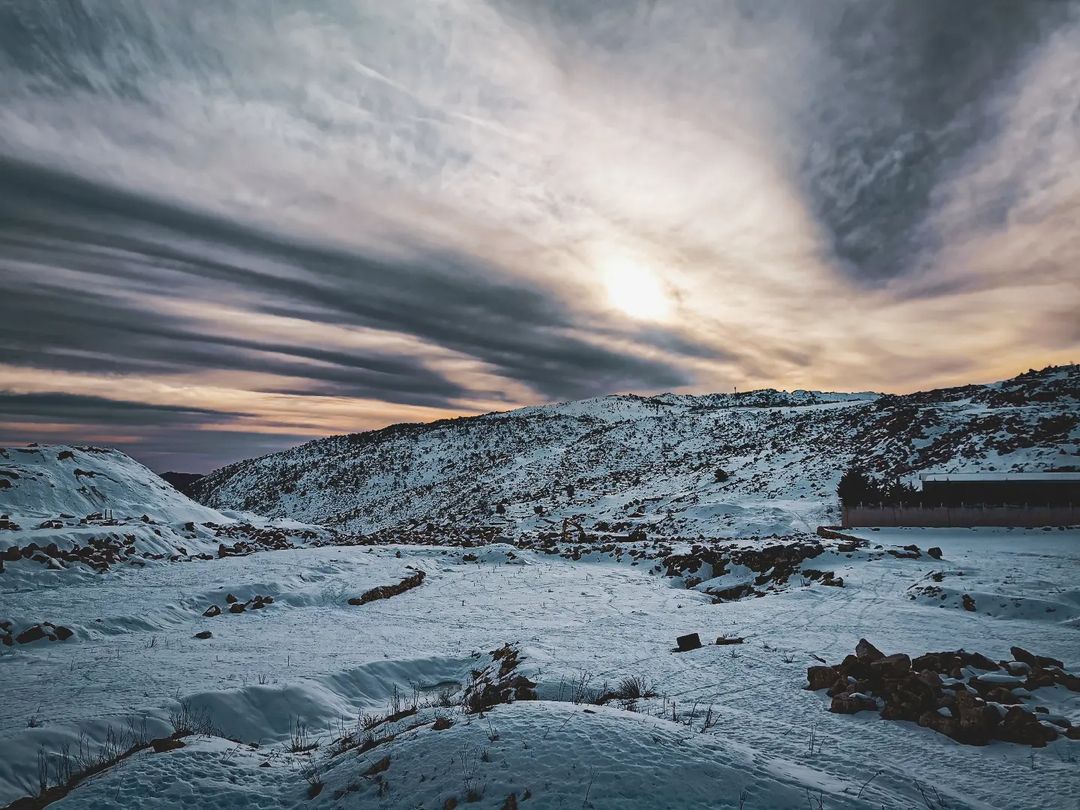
[603,259,674,321]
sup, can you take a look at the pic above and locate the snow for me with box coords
[0,445,225,524]
[2,528,1078,808]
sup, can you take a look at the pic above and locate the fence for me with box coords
[842,504,1080,528]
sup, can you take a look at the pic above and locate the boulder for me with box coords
[830,693,877,714]
[193,630,213,640]
[915,669,943,689]
[997,706,1058,747]
[963,652,999,671]
[961,594,976,612]
[984,686,1022,705]
[927,547,943,559]
[203,605,221,617]
[837,654,872,681]
[676,633,702,652]
[1010,646,1064,669]
[807,665,838,691]
[15,625,47,644]
[228,603,246,614]
[52,625,74,641]
[1050,669,1080,692]
[919,710,959,738]
[855,638,885,662]
[870,653,911,678]
[952,691,999,745]
[225,593,238,604]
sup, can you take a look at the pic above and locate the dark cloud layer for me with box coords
[1,1,1077,471]
[795,0,1071,281]
[0,157,706,403]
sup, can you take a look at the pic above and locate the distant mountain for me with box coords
[0,445,225,523]
[160,471,204,496]
[190,365,1079,538]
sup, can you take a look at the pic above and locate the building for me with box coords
[920,473,1080,507]
[842,472,1080,528]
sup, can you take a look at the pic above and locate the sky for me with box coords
[1,0,1079,473]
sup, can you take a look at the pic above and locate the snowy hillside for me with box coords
[192,365,1080,538]
[0,445,224,524]
[0,445,334,581]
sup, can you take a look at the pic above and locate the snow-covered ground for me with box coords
[3,527,1078,808]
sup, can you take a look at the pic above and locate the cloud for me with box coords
[0,0,1078,470]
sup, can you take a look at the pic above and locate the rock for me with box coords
[433,716,453,730]
[830,693,877,714]
[927,547,943,559]
[952,691,999,745]
[855,638,885,662]
[715,636,744,645]
[1010,646,1064,669]
[870,653,911,678]
[807,665,838,691]
[52,625,74,641]
[837,654,873,681]
[1024,669,1056,690]
[915,669,943,689]
[965,652,1000,671]
[203,605,221,617]
[961,594,976,612]
[919,710,959,738]
[997,706,1058,747]
[150,737,186,753]
[194,630,213,640]
[1050,669,1080,692]
[15,625,47,644]
[228,603,246,614]
[225,593,238,604]
[879,674,937,721]
[676,632,702,652]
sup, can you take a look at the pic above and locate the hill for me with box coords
[190,365,1079,538]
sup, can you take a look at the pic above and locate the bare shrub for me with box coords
[169,700,216,737]
[288,717,319,753]
[612,675,655,701]
[299,759,323,799]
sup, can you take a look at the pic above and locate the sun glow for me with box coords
[602,258,674,321]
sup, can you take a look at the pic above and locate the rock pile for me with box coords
[202,593,275,616]
[348,568,426,605]
[664,541,843,601]
[1,534,140,572]
[2,620,74,646]
[807,639,1080,747]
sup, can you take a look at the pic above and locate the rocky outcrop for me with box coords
[348,569,426,605]
[807,640,1076,747]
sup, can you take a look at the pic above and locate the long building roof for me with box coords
[921,472,1080,483]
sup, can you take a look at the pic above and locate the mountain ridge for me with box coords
[188,364,1079,538]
